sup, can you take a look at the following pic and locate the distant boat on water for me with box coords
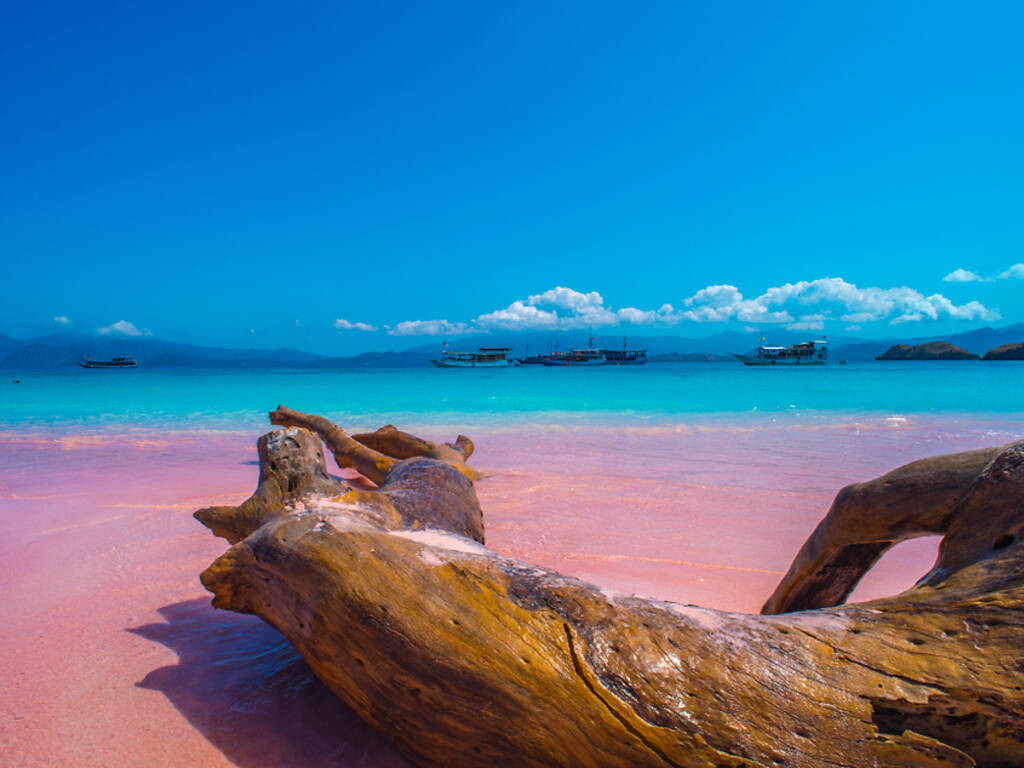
[79,356,138,369]
[735,340,827,366]
[517,353,549,365]
[430,346,513,368]
[541,344,605,366]
[522,336,647,366]
[601,338,647,365]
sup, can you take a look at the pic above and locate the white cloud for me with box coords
[387,276,999,337]
[615,306,655,324]
[998,262,1024,279]
[53,315,71,325]
[686,284,743,308]
[526,286,619,327]
[334,318,378,332]
[98,320,151,337]
[680,284,792,324]
[616,304,681,325]
[941,262,1024,282]
[675,277,998,327]
[476,287,622,330]
[386,319,478,336]
[786,313,827,331]
[775,278,996,324]
[527,287,604,312]
[838,312,877,324]
[942,268,985,283]
[845,324,862,331]
[891,312,925,324]
[475,301,561,330]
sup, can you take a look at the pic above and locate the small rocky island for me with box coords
[983,341,1024,360]
[875,341,978,360]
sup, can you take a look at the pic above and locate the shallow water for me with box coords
[2,366,1023,766]
[3,361,1023,432]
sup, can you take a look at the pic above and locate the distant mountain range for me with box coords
[2,323,1023,369]
[0,333,439,370]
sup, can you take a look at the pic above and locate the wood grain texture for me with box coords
[196,408,1024,767]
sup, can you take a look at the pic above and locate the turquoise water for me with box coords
[2,362,1022,433]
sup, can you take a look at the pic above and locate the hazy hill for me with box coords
[0,334,23,359]
[0,334,327,369]
[830,323,1024,361]
[2,322,1023,369]
[938,323,1024,355]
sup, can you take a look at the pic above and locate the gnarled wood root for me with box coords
[196,407,1024,767]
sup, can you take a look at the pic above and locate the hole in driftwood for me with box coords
[848,536,942,604]
[992,532,1015,551]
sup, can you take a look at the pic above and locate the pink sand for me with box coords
[0,418,1016,766]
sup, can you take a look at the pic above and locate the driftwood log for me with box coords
[195,407,1024,767]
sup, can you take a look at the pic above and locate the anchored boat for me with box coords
[519,336,648,366]
[541,346,605,366]
[79,356,138,369]
[430,346,513,368]
[735,340,827,366]
[602,338,647,365]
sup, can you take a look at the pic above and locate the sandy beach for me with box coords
[2,415,1016,767]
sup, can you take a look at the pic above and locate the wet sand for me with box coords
[1,417,1020,767]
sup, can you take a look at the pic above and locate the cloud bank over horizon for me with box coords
[34,271,1009,344]
[377,275,1001,336]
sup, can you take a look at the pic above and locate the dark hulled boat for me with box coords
[79,356,138,369]
[518,336,648,366]
[602,348,647,365]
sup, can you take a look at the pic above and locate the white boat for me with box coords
[735,340,827,366]
[430,346,513,368]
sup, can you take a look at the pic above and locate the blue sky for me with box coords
[3,1,1023,353]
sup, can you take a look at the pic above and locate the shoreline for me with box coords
[2,413,1022,765]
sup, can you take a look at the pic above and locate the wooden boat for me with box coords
[734,340,827,366]
[601,339,647,365]
[541,347,605,366]
[541,335,606,366]
[79,356,138,369]
[522,337,647,366]
[430,347,513,368]
[601,349,647,365]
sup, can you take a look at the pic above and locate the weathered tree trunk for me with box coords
[195,408,1024,767]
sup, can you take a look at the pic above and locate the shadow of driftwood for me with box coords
[130,598,411,768]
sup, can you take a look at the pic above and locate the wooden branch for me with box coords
[268,405,396,485]
[352,425,481,480]
[196,414,1024,767]
[761,444,1004,614]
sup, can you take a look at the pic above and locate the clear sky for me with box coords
[3,1,1023,353]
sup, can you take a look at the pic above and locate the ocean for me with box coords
[3,360,1023,432]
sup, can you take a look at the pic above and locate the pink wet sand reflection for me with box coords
[1,417,1020,767]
